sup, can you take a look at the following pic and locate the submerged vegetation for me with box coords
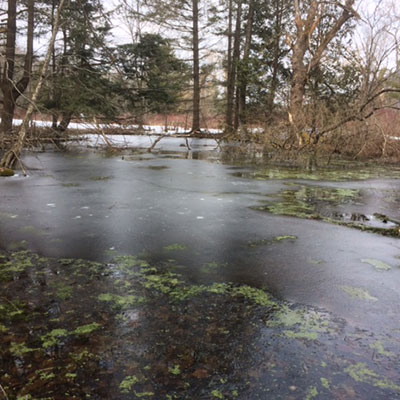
[252,183,400,237]
[0,248,399,399]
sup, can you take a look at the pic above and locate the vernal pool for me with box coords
[0,146,399,399]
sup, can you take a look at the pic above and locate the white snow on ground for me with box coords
[12,119,222,135]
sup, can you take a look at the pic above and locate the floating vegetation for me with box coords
[341,286,378,301]
[232,165,400,182]
[267,305,337,340]
[361,258,392,271]
[247,235,297,248]
[345,363,400,392]
[253,184,400,237]
[163,243,187,251]
[89,175,113,181]
[0,248,398,399]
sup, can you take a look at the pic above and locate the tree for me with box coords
[288,0,358,144]
[124,0,211,132]
[1,0,67,168]
[40,0,117,132]
[114,34,189,120]
[0,0,34,136]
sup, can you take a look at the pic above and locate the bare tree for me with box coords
[287,0,358,144]
[1,0,68,169]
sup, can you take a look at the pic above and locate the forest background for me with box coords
[0,0,400,166]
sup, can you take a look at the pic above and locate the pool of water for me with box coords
[0,146,399,399]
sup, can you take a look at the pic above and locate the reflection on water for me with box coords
[0,148,400,398]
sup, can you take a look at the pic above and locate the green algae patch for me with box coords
[41,329,69,348]
[305,386,318,400]
[361,258,392,271]
[252,184,399,237]
[163,243,186,251]
[231,285,276,307]
[232,164,399,182]
[9,342,37,357]
[169,365,181,375]
[90,175,113,181]
[248,235,297,247]
[341,286,378,301]
[320,377,330,390]
[258,185,360,219]
[211,389,224,399]
[120,375,140,393]
[0,250,38,281]
[345,363,400,392]
[267,305,336,341]
[369,341,394,357]
[73,322,101,336]
[51,282,74,300]
[274,235,297,241]
[98,293,146,309]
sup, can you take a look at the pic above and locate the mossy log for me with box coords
[0,167,14,176]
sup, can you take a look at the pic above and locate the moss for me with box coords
[0,167,14,177]
[211,390,224,399]
[169,365,181,375]
[268,305,334,340]
[120,376,139,393]
[341,286,378,301]
[163,243,186,251]
[345,363,400,392]
[9,342,36,357]
[134,392,154,398]
[274,235,297,241]
[231,285,276,307]
[0,250,37,281]
[73,322,101,335]
[39,371,56,380]
[305,386,318,400]
[41,328,69,348]
[65,373,77,379]
[369,341,394,357]
[361,258,392,271]
[51,283,74,300]
[90,175,113,181]
[98,293,146,308]
[320,377,330,389]
[0,324,8,332]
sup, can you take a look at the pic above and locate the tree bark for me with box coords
[1,0,68,169]
[192,0,201,133]
[288,0,356,144]
[0,0,17,136]
[0,0,34,136]
[225,0,242,133]
[237,0,254,128]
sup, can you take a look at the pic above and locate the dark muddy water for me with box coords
[0,145,400,399]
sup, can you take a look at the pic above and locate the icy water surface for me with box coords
[0,147,400,399]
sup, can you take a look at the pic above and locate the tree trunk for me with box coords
[192,0,201,133]
[0,0,34,136]
[0,0,67,169]
[288,0,356,145]
[225,0,242,133]
[266,0,283,116]
[237,0,254,128]
[0,0,17,136]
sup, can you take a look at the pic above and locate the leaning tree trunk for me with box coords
[0,0,68,169]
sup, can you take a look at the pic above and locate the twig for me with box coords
[0,383,9,400]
